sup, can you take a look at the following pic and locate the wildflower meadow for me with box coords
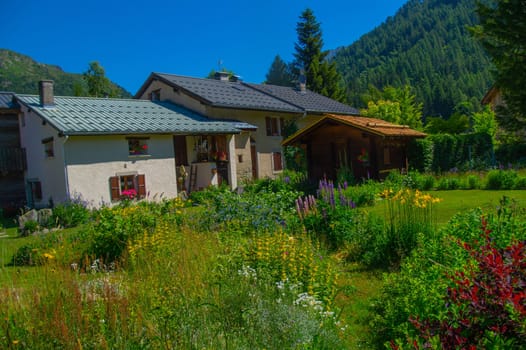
[1,169,526,348]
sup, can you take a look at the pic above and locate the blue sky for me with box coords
[1,0,407,95]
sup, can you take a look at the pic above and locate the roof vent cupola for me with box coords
[214,71,230,82]
[39,80,55,107]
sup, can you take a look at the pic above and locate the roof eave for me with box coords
[14,96,66,134]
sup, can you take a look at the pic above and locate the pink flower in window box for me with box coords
[121,189,137,200]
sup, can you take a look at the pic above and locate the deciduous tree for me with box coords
[83,61,117,98]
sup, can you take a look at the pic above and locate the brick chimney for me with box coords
[298,69,307,93]
[39,80,55,107]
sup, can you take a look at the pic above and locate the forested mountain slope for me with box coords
[334,0,493,117]
[0,49,130,97]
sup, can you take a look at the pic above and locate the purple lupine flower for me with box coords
[343,181,348,190]
[339,191,346,207]
[308,195,316,209]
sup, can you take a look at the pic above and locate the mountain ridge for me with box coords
[0,49,131,98]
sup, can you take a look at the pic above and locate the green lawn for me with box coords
[365,190,526,225]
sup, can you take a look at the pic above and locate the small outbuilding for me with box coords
[282,114,426,182]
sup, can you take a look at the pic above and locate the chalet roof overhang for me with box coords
[282,114,426,146]
[14,94,248,136]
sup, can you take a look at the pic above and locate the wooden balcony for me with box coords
[0,147,27,172]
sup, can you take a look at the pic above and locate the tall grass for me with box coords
[0,218,346,349]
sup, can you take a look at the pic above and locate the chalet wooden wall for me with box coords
[0,109,26,213]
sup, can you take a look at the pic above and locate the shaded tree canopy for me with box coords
[472,0,526,130]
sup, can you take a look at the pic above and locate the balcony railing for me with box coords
[0,147,27,172]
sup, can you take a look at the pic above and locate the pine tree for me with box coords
[293,8,346,101]
[265,55,295,86]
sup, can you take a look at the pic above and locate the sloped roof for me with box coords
[283,114,426,146]
[245,83,359,115]
[15,95,248,135]
[141,73,303,113]
[0,92,15,109]
[136,73,359,115]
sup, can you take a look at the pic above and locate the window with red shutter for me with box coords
[109,174,146,201]
[273,152,283,171]
[137,174,146,198]
[109,176,120,201]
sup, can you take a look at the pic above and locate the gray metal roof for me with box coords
[0,92,15,109]
[246,83,360,115]
[152,73,304,113]
[15,95,248,135]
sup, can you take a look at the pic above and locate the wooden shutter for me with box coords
[273,152,283,171]
[109,176,120,201]
[271,118,279,136]
[280,117,285,136]
[265,117,272,136]
[137,174,146,198]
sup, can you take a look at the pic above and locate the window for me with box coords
[42,137,54,158]
[128,137,149,156]
[28,180,42,202]
[265,117,285,136]
[109,174,146,201]
[150,89,161,101]
[272,152,283,171]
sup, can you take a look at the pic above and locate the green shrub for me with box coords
[514,176,526,189]
[417,173,435,191]
[463,174,481,189]
[343,181,378,207]
[371,198,526,347]
[51,199,91,228]
[10,244,42,266]
[485,169,519,190]
[22,220,39,236]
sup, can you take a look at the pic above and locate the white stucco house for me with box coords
[135,72,360,182]
[14,81,251,208]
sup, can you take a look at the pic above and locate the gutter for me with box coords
[62,135,70,201]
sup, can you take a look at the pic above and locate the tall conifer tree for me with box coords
[293,8,345,101]
[265,55,295,86]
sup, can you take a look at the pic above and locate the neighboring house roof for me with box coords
[245,83,359,115]
[139,73,303,113]
[283,114,426,146]
[14,95,249,135]
[481,86,501,105]
[135,73,359,115]
[0,92,15,109]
